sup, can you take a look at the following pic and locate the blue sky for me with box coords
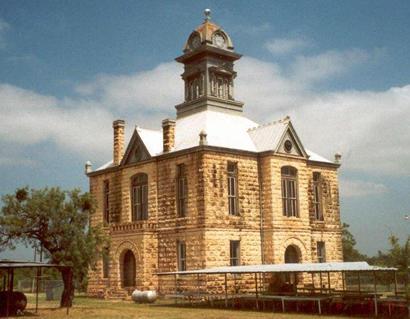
[0,1,409,259]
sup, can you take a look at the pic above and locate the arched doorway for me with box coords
[284,245,300,263]
[122,250,136,287]
[284,245,300,285]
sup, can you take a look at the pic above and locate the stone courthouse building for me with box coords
[86,11,343,297]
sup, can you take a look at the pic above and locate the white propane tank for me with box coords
[131,289,157,303]
[145,290,157,303]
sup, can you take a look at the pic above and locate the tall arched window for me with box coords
[193,79,199,99]
[313,172,323,221]
[281,166,299,217]
[227,162,238,215]
[218,78,224,98]
[131,173,148,221]
[103,180,110,225]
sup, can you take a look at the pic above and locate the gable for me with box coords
[276,123,308,158]
[121,130,151,165]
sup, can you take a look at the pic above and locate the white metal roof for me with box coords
[137,127,163,156]
[174,110,258,152]
[0,260,65,269]
[247,120,287,152]
[96,160,114,171]
[93,110,333,172]
[306,149,333,164]
[157,262,396,275]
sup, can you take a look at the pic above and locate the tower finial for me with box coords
[204,8,211,21]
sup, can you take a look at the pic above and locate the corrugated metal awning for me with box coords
[0,260,65,269]
[157,262,396,275]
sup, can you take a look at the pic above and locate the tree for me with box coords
[342,223,367,261]
[0,187,107,307]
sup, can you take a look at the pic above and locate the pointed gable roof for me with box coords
[121,127,162,165]
[247,117,308,158]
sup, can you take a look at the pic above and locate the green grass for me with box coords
[16,294,353,319]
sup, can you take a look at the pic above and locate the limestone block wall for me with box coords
[307,164,343,263]
[119,161,158,223]
[202,151,261,230]
[87,147,343,296]
[204,229,262,268]
[259,154,342,265]
[157,152,205,229]
[307,164,342,231]
[260,155,312,264]
[158,228,206,273]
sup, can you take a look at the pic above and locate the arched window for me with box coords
[189,81,194,101]
[218,78,224,98]
[131,173,148,221]
[313,172,323,221]
[193,79,199,99]
[210,74,217,96]
[177,164,188,217]
[103,180,110,225]
[102,247,110,279]
[281,166,299,217]
[227,162,238,215]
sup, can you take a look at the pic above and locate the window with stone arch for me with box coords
[227,161,238,215]
[103,180,110,225]
[313,172,324,221]
[192,78,199,99]
[131,173,148,221]
[217,77,224,98]
[177,163,188,217]
[281,166,299,217]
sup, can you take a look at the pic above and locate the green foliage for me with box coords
[0,187,108,305]
[341,223,367,261]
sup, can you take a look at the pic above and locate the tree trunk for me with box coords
[60,268,74,308]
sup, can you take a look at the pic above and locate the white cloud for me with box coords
[75,62,182,113]
[290,49,369,84]
[1,45,409,176]
[0,18,10,49]
[0,84,113,161]
[340,179,389,198]
[265,37,310,55]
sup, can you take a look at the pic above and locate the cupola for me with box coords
[174,9,244,118]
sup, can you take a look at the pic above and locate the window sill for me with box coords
[228,213,241,217]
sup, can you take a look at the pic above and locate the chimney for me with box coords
[113,119,125,165]
[334,152,342,164]
[85,161,92,174]
[162,119,176,153]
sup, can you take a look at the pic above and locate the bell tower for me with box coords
[175,9,244,118]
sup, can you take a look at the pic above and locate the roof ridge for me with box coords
[247,115,290,132]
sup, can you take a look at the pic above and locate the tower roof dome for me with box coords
[183,9,234,53]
